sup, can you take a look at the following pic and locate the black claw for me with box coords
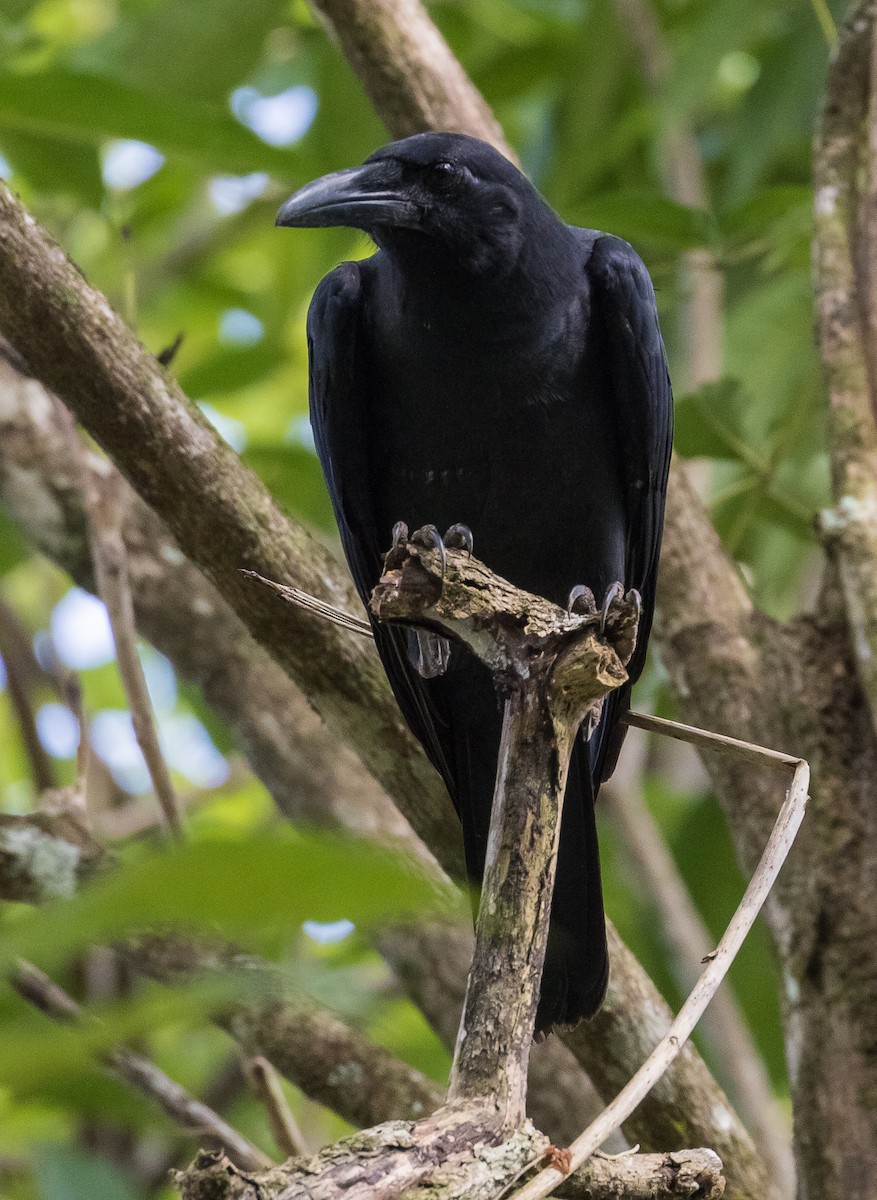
[567,584,597,617]
[412,524,447,577]
[600,581,625,635]
[443,522,474,555]
[391,521,409,550]
[625,588,643,624]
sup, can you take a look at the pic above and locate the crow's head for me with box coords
[276,132,559,277]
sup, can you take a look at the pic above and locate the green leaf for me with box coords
[673,379,757,463]
[179,343,285,397]
[73,0,292,104]
[0,69,300,175]
[0,131,103,205]
[0,832,454,976]
[568,191,714,252]
[35,1143,138,1200]
[242,443,335,531]
[719,185,813,242]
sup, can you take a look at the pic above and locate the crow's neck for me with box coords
[382,230,580,337]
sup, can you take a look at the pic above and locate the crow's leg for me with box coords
[404,523,475,678]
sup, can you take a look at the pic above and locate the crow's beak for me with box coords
[276,163,420,231]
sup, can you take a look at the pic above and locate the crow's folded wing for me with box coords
[582,233,674,782]
[307,261,457,797]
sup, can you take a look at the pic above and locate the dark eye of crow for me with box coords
[427,160,460,188]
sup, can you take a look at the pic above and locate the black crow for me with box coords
[277,132,673,1032]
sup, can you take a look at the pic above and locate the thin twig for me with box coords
[606,741,791,1182]
[245,1055,309,1159]
[509,744,808,1200]
[0,596,55,792]
[11,960,273,1171]
[72,422,185,838]
[241,570,373,637]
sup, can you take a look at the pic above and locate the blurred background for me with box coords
[0,0,844,1195]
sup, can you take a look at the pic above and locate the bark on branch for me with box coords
[814,0,877,730]
[176,549,714,1199]
[0,809,103,902]
[310,0,510,156]
[176,1145,725,1200]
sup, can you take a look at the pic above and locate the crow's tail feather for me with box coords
[446,677,609,1036]
[535,743,608,1034]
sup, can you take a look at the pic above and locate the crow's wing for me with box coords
[307,261,457,795]
[581,233,674,782]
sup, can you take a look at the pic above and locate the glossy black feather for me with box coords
[301,134,673,1031]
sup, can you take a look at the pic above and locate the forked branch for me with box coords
[372,536,638,1125]
[179,538,638,1197]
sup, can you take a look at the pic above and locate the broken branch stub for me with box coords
[371,538,638,1127]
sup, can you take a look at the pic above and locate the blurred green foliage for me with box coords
[0,0,843,1193]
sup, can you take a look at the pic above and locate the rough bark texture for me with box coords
[815,0,877,734]
[372,539,633,1125]
[378,919,624,1151]
[379,916,774,1195]
[177,1144,725,1200]
[0,809,104,902]
[564,925,774,1200]
[559,1149,725,1199]
[177,1118,546,1200]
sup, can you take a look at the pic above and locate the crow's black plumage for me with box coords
[277,132,673,1032]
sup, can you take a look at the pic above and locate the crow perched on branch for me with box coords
[277,133,673,1033]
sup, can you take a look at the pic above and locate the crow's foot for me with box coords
[567,584,597,617]
[410,524,447,576]
[391,521,409,551]
[599,582,626,635]
[443,523,474,556]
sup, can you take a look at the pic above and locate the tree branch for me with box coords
[127,933,445,1130]
[0,192,463,878]
[74,419,185,839]
[512,740,807,1200]
[377,919,624,1152]
[310,0,511,156]
[558,1149,724,1200]
[605,741,792,1187]
[244,1056,309,1160]
[370,537,635,1124]
[814,0,877,732]
[0,596,55,792]
[0,357,436,871]
[12,960,273,1172]
[0,809,104,902]
[176,1145,725,1200]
